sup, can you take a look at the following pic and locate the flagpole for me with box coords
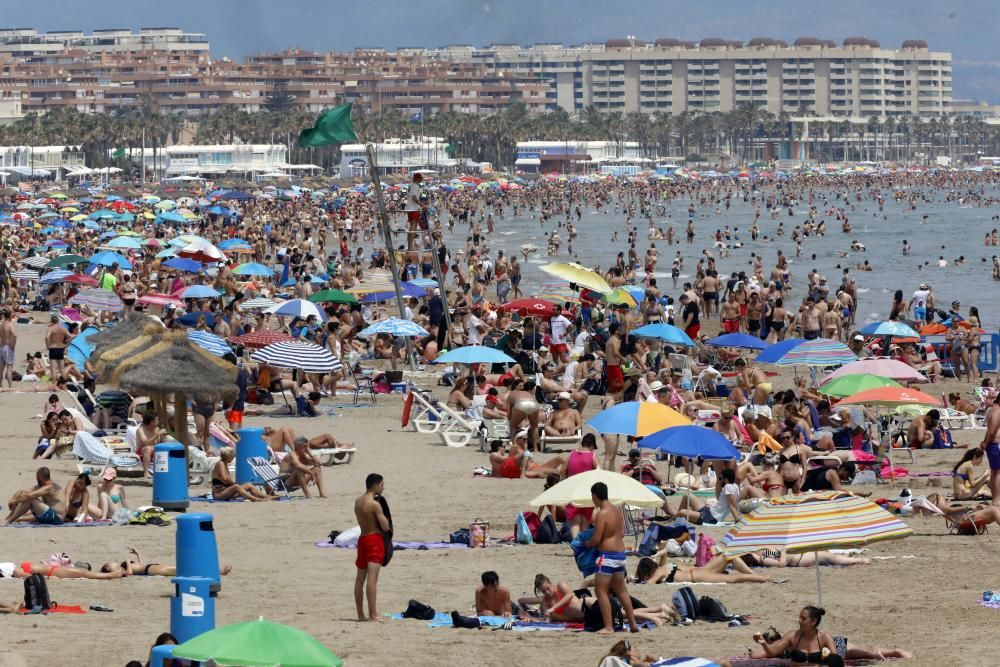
[366,144,416,370]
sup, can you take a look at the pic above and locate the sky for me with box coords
[6,0,1000,101]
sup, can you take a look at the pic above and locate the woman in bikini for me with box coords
[489,433,565,479]
[634,549,771,585]
[96,467,127,519]
[62,473,92,523]
[100,546,233,577]
[211,449,269,501]
[952,449,990,500]
[924,493,1000,530]
[526,575,679,627]
[778,433,811,493]
[739,548,871,568]
[747,455,787,498]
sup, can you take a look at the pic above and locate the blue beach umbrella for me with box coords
[705,332,770,350]
[67,326,100,368]
[858,321,920,338]
[187,329,232,357]
[88,251,132,269]
[39,270,73,285]
[106,236,142,250]
[631,322,694,347]
[180,285,220,300]
[358,318,429,338]
[638,425,740,460]
[434,346,515,365]
[163,257,204,273]
[754,338,806,364]
[232,262,274,277]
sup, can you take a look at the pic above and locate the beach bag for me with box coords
[571,528,598,576]
[23,574,52,611]
[672,586,701,620]
[515,511,540,544]
[534,514,559,544]
[401,599,436,621]
[637,525,661,557]
[698,595,732,622]
[469,518,491,548]
[449,528,470,544]
[694,533,716,567]
[583,597,623,631]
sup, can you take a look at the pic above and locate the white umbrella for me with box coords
[266,299,327,322]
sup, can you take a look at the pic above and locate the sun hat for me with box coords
[102,468,118,481]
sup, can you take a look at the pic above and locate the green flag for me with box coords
[111,148,126,158]
[298,103,357,147]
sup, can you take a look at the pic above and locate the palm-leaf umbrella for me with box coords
[171,618,342,667]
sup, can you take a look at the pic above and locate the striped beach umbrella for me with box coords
[39,269,73,285]
[266,298,327,321]
[719,491,913,606]
[773,338,857,367]
[358,318,429,338]
[586,401,691,437]
[347,269,397,294]
[21,255,51,269]
[238,297,278,311]
[69,287,124,312]
[229,330,293,349]
[252,340,342,373]
[187,330,232,357]
[12,268,40,281]
[138,293,183,308]
[821,358,928,384]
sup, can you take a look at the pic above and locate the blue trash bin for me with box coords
[176,513,220,592]
[152,442,189,511]
[170,576,216,643]
[149,644,175,667]
[235,427,268,484]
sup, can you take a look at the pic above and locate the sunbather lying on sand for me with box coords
[99,546,232,577]
[634,549,772,584]
[262,426,355,452]
[523,574,679,626]
[739,548,872,568]
[1,561,123,580]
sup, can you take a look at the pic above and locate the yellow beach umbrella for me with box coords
[529,469,663,509]
[603,287,637,307]
[539,262,611,294]
[70,214,87,221]
[59,206,79,213]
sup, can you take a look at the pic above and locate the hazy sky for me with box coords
[6,0,1000,100]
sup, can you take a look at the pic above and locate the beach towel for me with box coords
[4,520,113,528]
[651,659,721,667]
[191,495,297,503]
[316,539,467,550]
[18,604,87,614]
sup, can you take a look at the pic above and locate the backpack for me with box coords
[672,586,701,620]
[697,595,732,622]
[401,599,436,621]
[534,514,559,544]
[515,511,540,545]
[24,574,52,612]
[449,528,470,544]
[694,532,716,567]
[583,597,623,631]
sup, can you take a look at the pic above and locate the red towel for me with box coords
[19,604,87,614]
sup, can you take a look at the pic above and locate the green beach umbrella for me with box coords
[46,254,88,268]
[819,373,901,398]
[308,289,358,305]
[172,618,342,667]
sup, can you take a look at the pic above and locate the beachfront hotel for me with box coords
[424,37,952,119]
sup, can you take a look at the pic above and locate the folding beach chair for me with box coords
[247,455,295,497]
[538,429,583,454]
[945,511,989,536]
[621,506,647,552]
[349,365,377,406]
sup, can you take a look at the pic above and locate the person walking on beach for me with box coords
[586,482,639,634]
[981,393,1000,508]
[0,309,16,388]
[45,314,70,381]
[354,473,391,621]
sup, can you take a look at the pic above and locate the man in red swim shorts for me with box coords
[354,473,390,621]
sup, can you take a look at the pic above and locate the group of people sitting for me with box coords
[3,466,126,525]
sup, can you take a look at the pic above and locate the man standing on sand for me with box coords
[354,473,390,622]
[0,309,16,388]
[604,323,625,402]
[45,315,70,381]
[981,394,1000,508]
[585,482,639,634]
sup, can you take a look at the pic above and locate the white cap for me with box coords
[649,380,665,392]
[557,391,572,401]
[853,334,864,341]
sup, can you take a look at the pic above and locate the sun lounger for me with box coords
[73,430,144,476]
[247,455,296,497]
[408,386,450,434]
[435,403,484,448]
[312,447,356,465]
[539,429,583,453]
[481,418,511,452]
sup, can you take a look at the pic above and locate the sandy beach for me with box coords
[0,321,995,667]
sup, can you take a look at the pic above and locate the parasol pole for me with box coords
[365,145,416,371]
[815,554,824,613]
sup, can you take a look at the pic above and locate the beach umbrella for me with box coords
[529,469,663,509]
[773,339,856,367]
[45,239,69,248]
[88,251,132,269]
[180,285,221,300]
[434,346,515,365]
[836,386,940,408]
[232,262,273,277]
[858,321,921,338]
[818,374,901,398]
[155,247,179,259]
[105,236,142,250]
[358,318,429,338]
[178,238,226,263]
[407,277,438,289]
[69,288,124,312]
[187,329,233,357]
[719,491,913,607]
[631,323,694,346]
[539,261,612,294]
[46,254,87,268]
[705,332,770,351]
[586,401,691,437]
[536,282,581,305]
[754,338,807,364]
[219,238,251,250]
[21,255,51,269]
[821,359,928,384]
[267,298,327,321]
[307,289,357,305]
[637,425,740,460]
[358,282,428,302]
[603,287,638,308]
[157,211,188,224]
[501,297,558,317]
[39,269,73,285]
[229,330,293,349]
[138,293,184,308]
[252,340,342,373]
[12,269,40,281]
[163,257,204,273]
[64,273,99,287]
[237,297,278,311]
[67,325,99,368]
[171,618,342,667]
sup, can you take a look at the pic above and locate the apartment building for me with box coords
[0,28,209,57]
[425,37,952,118]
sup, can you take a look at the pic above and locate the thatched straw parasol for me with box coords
[89,314,163,358]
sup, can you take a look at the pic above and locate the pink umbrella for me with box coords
[821,359,928,385]
[138,293,184,308]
